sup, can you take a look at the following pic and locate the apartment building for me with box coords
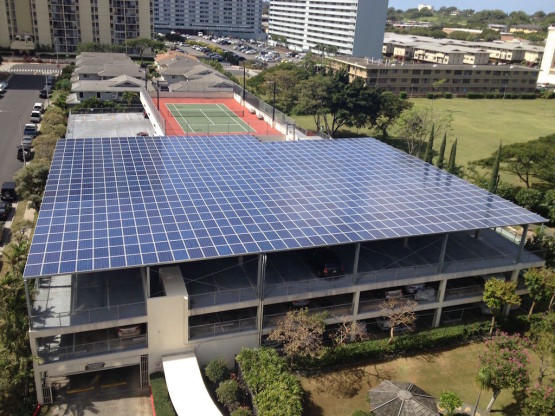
[0,0,153,53]
[268,0,388,57]
[154,0,264,39]
[332,57,539,95]
[24,133,544,404]
[538,26,555,86]
[383,33,544,66]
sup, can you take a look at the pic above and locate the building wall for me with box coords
[154,0,263,39]
[0,1,10,48]
[269,0,387,57]
[538,26,555,85]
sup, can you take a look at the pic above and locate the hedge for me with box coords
[296,321,491,370]
[399,91,408,99]
[236,348,303,416]
[444,92,453,99]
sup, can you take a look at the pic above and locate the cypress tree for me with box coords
[437,132,447,169]
[488,142,502,193]
[424,124,435,164]
[447,139,457,174]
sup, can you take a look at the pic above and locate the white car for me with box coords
[30,110,42,123]
[33,102,44,113]
[414,286,436,302]
[405,284,426,294]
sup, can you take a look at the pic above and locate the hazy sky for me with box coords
[389,1,554,14]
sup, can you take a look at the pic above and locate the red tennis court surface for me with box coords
[155,97,281,137]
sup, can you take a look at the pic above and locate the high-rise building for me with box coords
[0,0,153,54]
[154,0,264,39]
[268,0,388,57]
[538,26,555,86]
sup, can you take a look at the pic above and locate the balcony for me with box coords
[189,307,257,340]
[31,268,146,330]
[37,329,147,363]
[185,228,543,310]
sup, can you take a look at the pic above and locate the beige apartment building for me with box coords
[0,0,153,54]
[331,57,539,95]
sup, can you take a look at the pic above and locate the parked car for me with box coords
[117,324,142,338]
[21,136,33,148]
[33,102,44,113]
[30,110,42,123]
[23,123,38,137]
[17,145,33,161]
[311,247,343,278]
[414,286,436,302]
[0,201,12,221]
[385,289,403,299]
[404,284,426,294]
[375,317,408,332]
[39,86,52,98]
[0,81,8,90]
[480,303,519,315]
[45,75,56,86]
[1,182,17,202]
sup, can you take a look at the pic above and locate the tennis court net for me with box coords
[169,109,245,118]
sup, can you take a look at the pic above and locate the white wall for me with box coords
[538,27,555,85]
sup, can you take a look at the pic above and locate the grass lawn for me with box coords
[292,98,555,182]
[300,343,541,416]
[150,372,177,416]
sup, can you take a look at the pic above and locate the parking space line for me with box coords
[67,386,94,394]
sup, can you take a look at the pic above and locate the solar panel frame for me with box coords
[24,135,546,279]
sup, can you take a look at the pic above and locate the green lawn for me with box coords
[293,97,555,169]
[300,343,542,416]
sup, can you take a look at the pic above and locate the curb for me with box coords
[150,385,156,416]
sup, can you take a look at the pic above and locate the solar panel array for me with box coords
[24,135,545,278]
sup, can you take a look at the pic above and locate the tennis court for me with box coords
[165,103,256,134]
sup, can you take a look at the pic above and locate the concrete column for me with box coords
[34,370,44,404]
[352,243,360,284]
[24,279,33,329]
[403,237,409,248]
[257,301,264,346]
[433,279,448,328]
[516,224,529,263]
[437,233,449,273]
[474,229,480,239]
[350,291,361,342]
[257,253,267,300]
[146,266,150,298]
[238,256,243,267]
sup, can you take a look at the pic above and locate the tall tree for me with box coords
[124,38,165,64]
[378,298,417,344]
[14,158,51,211]
[372,91,413,139]
[478,332,530,413]
[295,75,332,133]
[488,142,502,193]
[526,312,555,384]
[524,268,555,317]
[436,132,447,169]
[447,138,457,174]
[424,124,435,164]
[483,278,521,335]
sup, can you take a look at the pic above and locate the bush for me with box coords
[236,348,303,416]
[426,92,434,99]
[399,91,407,99]
[515,188,543,211]
[216,379,240,409]
[205,358,230,384]
[231,407,253,416]
[439,391,463,416]
[495,181,520,202]
[444,92,453,99]
[466,92,484,99]
[520,93,537,99]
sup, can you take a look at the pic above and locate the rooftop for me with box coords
[24,135,544,279]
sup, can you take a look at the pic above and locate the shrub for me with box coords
[515,188,543,211]
[399,91,408,99]
[466,92,484,99]
[205,358,230,384]
[439,391,463,416]
[216,379,240,409]
[444,92,453,99]
[426,92,434,99]
[520,93,537,99]
[236,348,303,416]
[231,407,253,416]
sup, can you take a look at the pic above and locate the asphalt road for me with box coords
[0,73,46,183]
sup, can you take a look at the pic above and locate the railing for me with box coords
[262,302,354,329]
[264,250,543,299]
[189,287,257,309]
[30,301,147,329]
[69,106,144,114]
[189,317,257,340]
[38,335,147,363]
[444,285,483,301]
[141,86,165,135]
[164,121,276,137]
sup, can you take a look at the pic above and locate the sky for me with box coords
[389,1,555,14]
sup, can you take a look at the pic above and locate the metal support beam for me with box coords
[257,254,267,300]
[474,229,480,239]
[24,279,33,329]
[352,243,360,284]
[433,279,447,327]
[146,266,150,299]
[350,291,361,341]
[257,301,264,346]
[516,224,529,263]
[403,237,409,248]
[437,233,449,273]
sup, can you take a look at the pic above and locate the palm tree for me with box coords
[472,366,493,415]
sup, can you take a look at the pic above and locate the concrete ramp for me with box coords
[162,353,222,416]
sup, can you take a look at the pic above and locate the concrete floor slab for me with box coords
[67,113,155,139]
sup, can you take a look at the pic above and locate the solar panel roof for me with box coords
[23,135,545,279]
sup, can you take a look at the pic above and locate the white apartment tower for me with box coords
[154,0,264,39]
[268,0,388,57]
[538,26,555,86]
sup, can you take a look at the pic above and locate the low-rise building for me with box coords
[331,57,539,95]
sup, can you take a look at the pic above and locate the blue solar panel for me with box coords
[23,135,545,278]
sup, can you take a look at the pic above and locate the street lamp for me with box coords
[0,110,25,165]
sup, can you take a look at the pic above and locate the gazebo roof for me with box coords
[369,381,439,416]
